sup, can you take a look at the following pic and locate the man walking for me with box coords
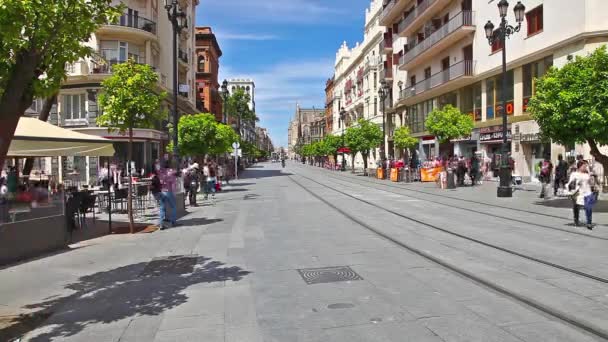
[150,168,166,229]
[539,154,553,199]
[160,161,178,227]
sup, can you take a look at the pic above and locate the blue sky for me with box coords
[196,0,372,147]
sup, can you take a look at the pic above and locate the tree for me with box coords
[176,113,218,157]
[528,46,608,171]
[0,0,122,167]
[345,119,383,173]
[97,60,166,233]
[225,88,258,135]
[425,105,474,144]
[210,123,239,156]
[393,126,418,164]
[322,134,342,164]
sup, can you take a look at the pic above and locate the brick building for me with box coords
[195,27,223,121]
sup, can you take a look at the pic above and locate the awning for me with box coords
[7,117,115,157]
[337,147,351,153]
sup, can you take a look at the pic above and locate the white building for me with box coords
[36,0,199,184]
[226,79,256,144]
[332,0,385,170]
[380,0,608,181]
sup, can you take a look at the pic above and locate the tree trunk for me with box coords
[127,126,134,234]
[363,153,368,175]
[588,139,608,174]
[0,50,39,169]
[351,154,356,173]
[22,93,59,176]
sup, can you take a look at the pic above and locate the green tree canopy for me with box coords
[528,46,608,169]
[393,126,418,150]
[322,134,343,160]
[425,105,474,143]
[97,59,165,233]
[0,0,123,166]
[226,88,258,124]
[176,113,238,157]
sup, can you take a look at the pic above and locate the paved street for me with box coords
[2,162,608,341]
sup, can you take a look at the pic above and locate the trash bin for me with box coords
[376,167,384,180]
[446,168,456,189]
[390,168,399,182]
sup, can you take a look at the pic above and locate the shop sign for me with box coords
[495,101,514,116]
[479,125,505,134]
[520,132,540,142]
[479,129,512,142]
[523,97,530,112]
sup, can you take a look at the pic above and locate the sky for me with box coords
[196,0,372,148]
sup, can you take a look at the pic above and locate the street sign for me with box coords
[232,142,240,149]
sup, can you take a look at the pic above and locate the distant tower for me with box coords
[226,79,255,112]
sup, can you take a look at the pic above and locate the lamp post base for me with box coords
[497,165,513,197]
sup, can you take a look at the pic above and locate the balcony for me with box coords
[380,65,393,82]
[381,32,393,52]
[398,60,475,106]
[397,0,451,37]
[399,11,475,71]
[98,13,157,43]
[380,0,414,26]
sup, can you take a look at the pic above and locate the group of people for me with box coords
[538,154,604,229]
[181,159,226,207]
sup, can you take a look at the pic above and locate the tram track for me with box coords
[287,173,608,341]
[301,166,608,242]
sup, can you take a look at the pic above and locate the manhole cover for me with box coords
[140,255,198,277]
[297,266,363,285]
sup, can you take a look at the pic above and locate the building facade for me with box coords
[381,0,608,181]
[226,78,256,145]
[332,0,385,170]
[195,26,223,121]
[325,77,335,134]
[287,105,325,159]
[38,0,200,184]
[255,127,274,156]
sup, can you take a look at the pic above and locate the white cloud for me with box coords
[220,59,333,147]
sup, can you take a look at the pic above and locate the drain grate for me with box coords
[297,266,363,285]
[140,255,198,277]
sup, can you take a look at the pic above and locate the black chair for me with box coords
[113,188,128,212]
[65,192,85,231]
[135,185,149,217]
[79,194,97,224]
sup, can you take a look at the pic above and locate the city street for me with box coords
[2,163,608,341]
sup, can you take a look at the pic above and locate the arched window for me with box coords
[198,55,205,72]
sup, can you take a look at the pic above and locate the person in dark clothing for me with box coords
[150,169,165,229]
[554,154,568,196]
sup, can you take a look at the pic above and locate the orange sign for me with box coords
[420,167,444,182]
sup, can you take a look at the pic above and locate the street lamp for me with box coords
[164,0,187,168]
[339,108,347,171]
[485,0,525,198]
[221,79,228,124]
[378,79,390,161]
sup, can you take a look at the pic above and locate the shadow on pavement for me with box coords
[171,217,224,227]
[239,169,293,179]
[4,256,250,342]
[225,182,255,187]
[534,199,608,212]
[219,188,249,193]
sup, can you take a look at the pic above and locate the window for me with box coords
[373,72,377,89]
[424,67,431,79]
[523,55,553,110]
[198,56,205,72]
[460,82,482,121]
[491,30,503,53]
[486,70,514,119]
[526,5,543,36]
[62,94,86,121]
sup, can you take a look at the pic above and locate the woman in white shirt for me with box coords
[567,161,595,229]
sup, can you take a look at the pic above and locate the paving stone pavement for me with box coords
[0,163,606,341]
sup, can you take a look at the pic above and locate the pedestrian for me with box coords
[217,163,225,186]
[554,154,568,196]
[539,154,553,198]
[159,161,178,227]
[150,168,167,229]
[188,163,200,206]
[457,156,466,186]
[590,157,604,198]
[203,160,216,201]
[567,160,596,229]
[470,153,480,186]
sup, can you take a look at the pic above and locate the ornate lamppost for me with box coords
[484,0,526,198]
[377,79,390,161]
[339,108,347,171]
[164,0,187,167]
[221,79,229,124]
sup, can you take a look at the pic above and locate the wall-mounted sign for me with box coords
[479,129,512,142]
[179,84,189,92]
[495,101,514,116]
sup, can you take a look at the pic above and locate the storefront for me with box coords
[511,120,551,182]
[479,124,512,177]
[452,129,479,158]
